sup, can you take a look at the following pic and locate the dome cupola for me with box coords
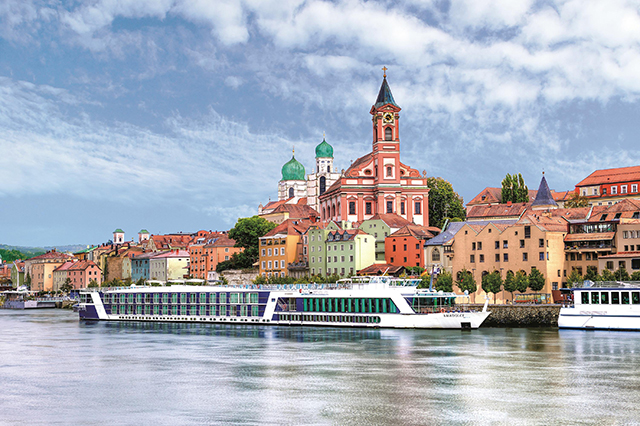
[281,152,306,181]
[315,137,333,158]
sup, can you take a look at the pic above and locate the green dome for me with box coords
[315,138,333,158]
[281,155,306,181]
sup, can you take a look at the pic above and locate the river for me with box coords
[1,309,639,425]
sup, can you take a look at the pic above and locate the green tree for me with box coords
[434,271,453,292]
[515,270,529,294]
[584,266,599,282]
[87,279,98,288]
[501,173,529,203]
[600,269,616,281]
[456,269,477,302]
[631,271,640,281]
[503,270,517,301]
[136,277,145,286]
[61,278,73,293]
[426,177,466,229]
[528,268,545,292]
[221,216,277,271]
[564,192,589,208]
[566,269,583,288]
[481,271,502,303]
[615,267,630,281]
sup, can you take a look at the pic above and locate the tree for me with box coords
[24,272,32,290]
[87,279,98,288]
[481,271,502,303]
[528,268,545,292]
[515,270,528,294]
[631,271,640,281]
[501,173,529,203]
[564,192,589,208]
[503,270,517,301]
[426,177,466,229]
[584,266,599,282]
[456,269,477,302]
[600,269,616,281]
[566,269,583,288]
[222,216,277,270]
[616,267,630,281]
[61,278,73,293]
[434,271,453,292]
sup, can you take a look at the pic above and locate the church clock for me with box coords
[383,112,394,124]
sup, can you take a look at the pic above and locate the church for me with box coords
[260,71,430,227]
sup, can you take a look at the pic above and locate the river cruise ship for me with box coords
[77,277,490,329]
[558,281,640,330]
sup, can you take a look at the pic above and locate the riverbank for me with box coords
[470,304,561,327]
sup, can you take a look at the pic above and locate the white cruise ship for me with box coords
[558,281,640,330]
[78,276,490,329]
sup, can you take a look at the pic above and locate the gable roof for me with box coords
[271,203,319,219]
[466,203,528,220]
[389,224,437,240]
[576,165,640,187]
[366,213,413,229]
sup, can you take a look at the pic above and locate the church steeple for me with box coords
[531,172,558,210]
[370,67,402,145]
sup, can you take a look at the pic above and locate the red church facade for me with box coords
[319,74,430,226]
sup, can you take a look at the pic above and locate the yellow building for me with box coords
[258,219,311,278]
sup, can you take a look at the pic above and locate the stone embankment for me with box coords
[469,304,562,328]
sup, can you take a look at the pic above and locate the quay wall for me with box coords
[221,270,259,287]
[470,304,562,328]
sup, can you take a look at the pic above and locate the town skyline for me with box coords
[2,1,640,246]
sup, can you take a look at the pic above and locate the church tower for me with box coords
[370,68,402,186]
[278,150,308,201]
[307,136,341,213]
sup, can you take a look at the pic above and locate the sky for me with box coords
[1,0,640,247]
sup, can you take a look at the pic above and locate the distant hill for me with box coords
[0,244,88,262]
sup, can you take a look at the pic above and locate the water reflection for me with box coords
[3,310,640,425]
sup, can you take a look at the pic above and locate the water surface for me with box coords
[1,310,639,425]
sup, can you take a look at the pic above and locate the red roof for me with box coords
[576,165,640,187]
[357,263,406,276]
[467,187,572,206]
[28,251,74,262]
[467,203,528,219]
[270,203,319,219]
[389,224,437,240]
[367,213,413,229]
[68,260,100,271]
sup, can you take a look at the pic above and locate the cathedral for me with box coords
[260,71,429,226]
[258,138,341,215]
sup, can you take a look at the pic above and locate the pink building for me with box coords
[67,260,102,289]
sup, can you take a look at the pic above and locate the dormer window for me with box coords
[385,127,392,140]
[600,214,608,221]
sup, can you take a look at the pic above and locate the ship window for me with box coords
[591,292,599,304]
[252,306,259,316]
[600,292,609,304]
[632,292,640,304]
[210,305,216,316]
[581,292,589,305]
[611,292,620,304]
[220,305,227,316]
[621,292,630,304]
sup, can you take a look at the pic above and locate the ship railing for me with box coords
[414,305,475,314]
[571,280,640,289]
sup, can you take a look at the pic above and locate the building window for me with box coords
[281,247,285,255]
[365,202,372,215]
[386,166,392,177]
[632,184,638,193]
[479,254,485,263]
[524,226,531,239]
[539,252,545,261]
[319,176,326,195]
[523,253,528,261]
[495,241,499,249]
[470,255,475,263]
[386,201,393,213]
[349,201,356,215]
[288,187,295,198]
[622,185,628,194]
[539,238,544,247]
[503,253,509,262]
[495,254,500,262]
[611,186,618,194]
[414,201,421,215]
[385,127,392,140]
[400,202,405,215]
[472,242,476,250]
[606,261,614,270]
[503,240,508,249]
[267,248,272,256]
[478,242,483,250]
[432,249,440,262]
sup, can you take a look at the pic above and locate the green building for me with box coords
[308,222,376,277]
[359,214,412,262]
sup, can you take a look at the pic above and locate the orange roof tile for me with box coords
[576,165,640,187]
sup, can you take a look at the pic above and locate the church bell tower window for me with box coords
[288,187,294,198]
[320,177,326,195]
[385,127,392,141]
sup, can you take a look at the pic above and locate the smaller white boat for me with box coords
[558,281,640,330]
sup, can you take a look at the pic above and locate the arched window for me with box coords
[386,166,392,177]
[288,187,294,198]
[385,127,392,140]
[327,165,330,172]
[432,249,440,262]
[320,176,326,195]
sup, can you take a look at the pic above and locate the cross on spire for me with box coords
[382,66,388,78]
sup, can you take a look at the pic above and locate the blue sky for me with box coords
[1,0,640,247]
